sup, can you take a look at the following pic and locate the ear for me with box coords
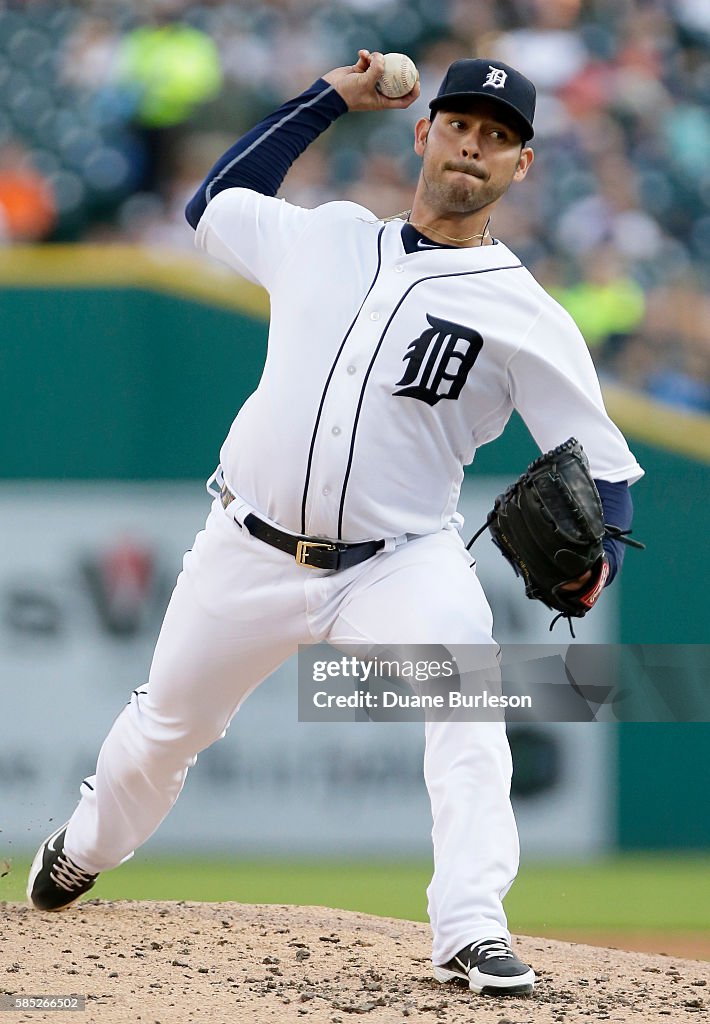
[514,146,534,182]
[414,117,431,157]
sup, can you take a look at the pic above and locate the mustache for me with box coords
[444,161,487,180]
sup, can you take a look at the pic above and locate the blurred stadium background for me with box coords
[1,0,708,958]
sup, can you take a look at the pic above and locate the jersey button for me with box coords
[369,311,380,321]
[331,426,341,436]
[322,487,331,496]
[347,365,357,375]
[394,265,404,273]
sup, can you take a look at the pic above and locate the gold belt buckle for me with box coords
[295,540,337,567]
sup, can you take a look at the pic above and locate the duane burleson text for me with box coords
[312,691,532,710]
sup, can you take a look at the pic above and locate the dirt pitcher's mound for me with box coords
[2,901,708,1023]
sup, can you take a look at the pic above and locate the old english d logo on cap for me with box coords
[483,66,507,89]
[429,58,536,141]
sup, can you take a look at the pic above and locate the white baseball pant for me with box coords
[63,496,519,965]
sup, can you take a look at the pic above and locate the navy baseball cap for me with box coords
[429,59,536,142]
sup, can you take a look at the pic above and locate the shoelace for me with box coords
[50,851,95,893]
[469,937,514,962]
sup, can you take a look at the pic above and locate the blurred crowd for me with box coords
[2,0,710,412]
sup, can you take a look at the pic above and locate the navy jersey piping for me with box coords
[205,84,340,203]
[300,226,385,535]
[337,263,524,538]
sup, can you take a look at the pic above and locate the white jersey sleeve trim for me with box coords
[593,462,645,485]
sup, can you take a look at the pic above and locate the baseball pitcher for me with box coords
[28,51,644,997]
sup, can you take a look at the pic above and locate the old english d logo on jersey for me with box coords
[393,314,483,406]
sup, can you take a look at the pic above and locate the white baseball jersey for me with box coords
[197,187,643,542]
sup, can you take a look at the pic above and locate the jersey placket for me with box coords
[304,295,390,540]
[305,249,451,540]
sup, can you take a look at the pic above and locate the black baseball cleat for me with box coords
[27,823,99,912]
[433,936,535,995]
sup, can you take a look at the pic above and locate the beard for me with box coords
[421,161,511,215]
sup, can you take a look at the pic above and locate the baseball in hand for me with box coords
[376,52,419,98]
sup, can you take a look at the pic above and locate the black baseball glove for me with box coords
[468,438,644,633]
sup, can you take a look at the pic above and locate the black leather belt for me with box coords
[220,484,385,571]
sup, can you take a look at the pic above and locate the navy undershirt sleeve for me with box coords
[594,479,633,584]
[185,79,347,228]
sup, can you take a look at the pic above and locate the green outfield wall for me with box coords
[2,288,266,480]
[2,246,708,851]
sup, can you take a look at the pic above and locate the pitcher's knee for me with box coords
[124,689,228,760]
